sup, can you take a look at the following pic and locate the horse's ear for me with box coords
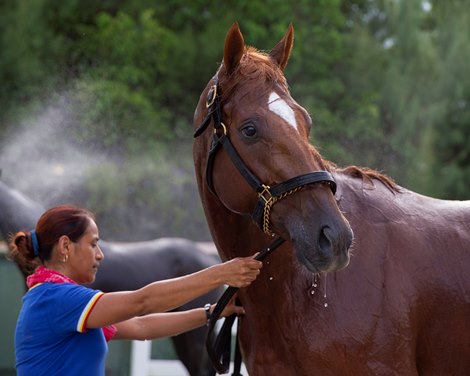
[269,23,294,70]
[224,22,245,75]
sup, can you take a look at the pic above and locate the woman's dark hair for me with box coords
[8,205,95,275]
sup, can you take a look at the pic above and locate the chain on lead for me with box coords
[261,186,304,235]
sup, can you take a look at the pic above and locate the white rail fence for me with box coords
[130,321,248,376]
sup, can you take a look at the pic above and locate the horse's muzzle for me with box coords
[292,222,353,273]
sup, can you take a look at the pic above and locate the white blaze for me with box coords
[268,92,297,131]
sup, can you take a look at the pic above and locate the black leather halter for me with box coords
[194,78,338,375]
[194,79,337,236]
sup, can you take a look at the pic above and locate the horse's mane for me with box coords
[218,47,288,101]
[331,162,400,193]
[304,143,399,193]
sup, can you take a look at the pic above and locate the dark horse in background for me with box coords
[193,23,470,375]
[0,175,221,376]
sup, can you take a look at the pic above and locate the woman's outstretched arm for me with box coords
[86,255,261,329]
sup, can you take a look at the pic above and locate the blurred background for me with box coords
[1,0,469,243]
[0,0,469,374]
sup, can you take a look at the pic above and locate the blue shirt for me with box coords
[15,282,107,376]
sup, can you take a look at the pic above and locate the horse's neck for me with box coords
[335,173,470,247]
[201,192,273,260]
[334,170,470,220]
[0,181,43,236]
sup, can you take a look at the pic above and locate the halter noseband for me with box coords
[194,78,337,236]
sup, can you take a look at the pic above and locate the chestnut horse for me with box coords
[193,23,470,375]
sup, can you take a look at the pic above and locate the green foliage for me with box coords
[0,0,65,112]
[78,11,171,93]
[372,0,441,184]
[0,0,469,240]
[71,78,171,152]
[430,0,470,199]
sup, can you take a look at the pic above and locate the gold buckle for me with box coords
[206,85,217,108]
[213,122,227,136]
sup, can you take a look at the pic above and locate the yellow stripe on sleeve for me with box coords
[76,291,104,333]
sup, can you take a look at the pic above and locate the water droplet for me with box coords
[310,290,315,295]
[269,277,273,281]
[313,283,317,287]
[322,274,328,307]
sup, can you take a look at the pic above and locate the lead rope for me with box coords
[232,316,243,376]
[206,237,286,375]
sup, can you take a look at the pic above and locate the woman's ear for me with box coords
[58,235,71,253]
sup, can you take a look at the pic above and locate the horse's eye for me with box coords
[241,124,257,138]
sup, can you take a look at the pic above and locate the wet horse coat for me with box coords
[193,23,470,375]
[0,178,221,376]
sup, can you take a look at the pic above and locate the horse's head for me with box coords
[193,23,353,273]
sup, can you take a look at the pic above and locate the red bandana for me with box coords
[27,266,117,342]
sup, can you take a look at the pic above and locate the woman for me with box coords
[8,205,262,376]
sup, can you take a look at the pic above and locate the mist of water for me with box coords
[0,95,211,241]
[0,96,106,206]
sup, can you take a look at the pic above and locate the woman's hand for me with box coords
[219,255,262,288]
[218,296,245,318]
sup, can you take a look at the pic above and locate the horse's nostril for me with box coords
[319,226,332,252]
